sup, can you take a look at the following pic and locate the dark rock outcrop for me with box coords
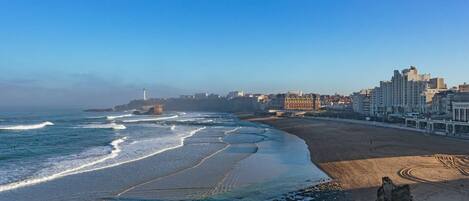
[132,104,164,115]
[376,177,412,201]
[83,108,113,112]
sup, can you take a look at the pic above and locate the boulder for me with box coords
[376,177,412,201]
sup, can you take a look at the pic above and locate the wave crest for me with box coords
[122,115,178,123]
[0,121,54,130]
[0,137,127,192]
[81,123,126,130]
[106,114,133,120]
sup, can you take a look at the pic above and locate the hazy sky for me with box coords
[1,0,469,108]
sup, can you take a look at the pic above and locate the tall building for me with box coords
[143,88,147,101]
[352,89,372,115]
[369,66,447,116]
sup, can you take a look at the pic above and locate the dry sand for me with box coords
[250,117,469,201]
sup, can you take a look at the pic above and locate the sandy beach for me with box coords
[251,117,469,201]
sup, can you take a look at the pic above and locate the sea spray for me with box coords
[0,122,54,130]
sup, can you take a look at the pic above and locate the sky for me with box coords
[1,0,469,108]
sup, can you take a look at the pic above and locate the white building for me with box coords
[227,91,245,99]
[453,102,469,122]
[370,66,446,116]
[453,93,469,122]
[352,89,372,115]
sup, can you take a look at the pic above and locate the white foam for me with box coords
[225,127,241,135]
[170,125,176,130]
[74,127,205,174]
[122,115,178,123]
[0,137,127,192]
[106,114,133,120]
[0,121,54,130]
[85,115,104,119]
[0,127,206,192]
[176,118,204,122]
[81,123,126,130]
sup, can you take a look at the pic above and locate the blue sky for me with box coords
[1,0,469,107]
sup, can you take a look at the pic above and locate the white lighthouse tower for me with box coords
[143,88,147,101]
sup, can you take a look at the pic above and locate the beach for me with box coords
[250,117,469,201]
[0,112,328,201]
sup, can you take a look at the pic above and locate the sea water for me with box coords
[0,110,328,200]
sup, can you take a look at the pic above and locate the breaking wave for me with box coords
[0,126,206,193]
[106,114,133,120]
[122,115,179,123]
[81,123,126,130]
[0,137,127,192]
[0,122,54,130]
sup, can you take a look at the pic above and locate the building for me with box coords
[227,91,245,99]
[452,93,469,122]
[369,66,447,116]
[320,94,352,110]
[431,90,456,117]
[268,93,320,111]
[194,93,208,99]
[429,78,447,89]
[459,83,469,93]
[310,94,321,111]
[352,89,372,115]
[284,94,318,111]
[207,93,221,99]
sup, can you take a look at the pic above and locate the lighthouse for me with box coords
[143,88,147,101]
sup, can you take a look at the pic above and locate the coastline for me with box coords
[248,116,469,201]
[0,114,327,201]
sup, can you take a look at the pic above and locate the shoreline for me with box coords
[249,116,469,201]
[0,127,207,193]
[0,127,227,201]
[0,115,326,201]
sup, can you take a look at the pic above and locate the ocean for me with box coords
[0,110,328,201]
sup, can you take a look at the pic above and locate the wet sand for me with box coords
[251,117,469,201]
[0,125,326,201]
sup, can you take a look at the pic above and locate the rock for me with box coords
[83,108,113,112]
[376,177,412,201]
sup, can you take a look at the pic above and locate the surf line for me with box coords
[0,136,126,192]
[116,127,235,197]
